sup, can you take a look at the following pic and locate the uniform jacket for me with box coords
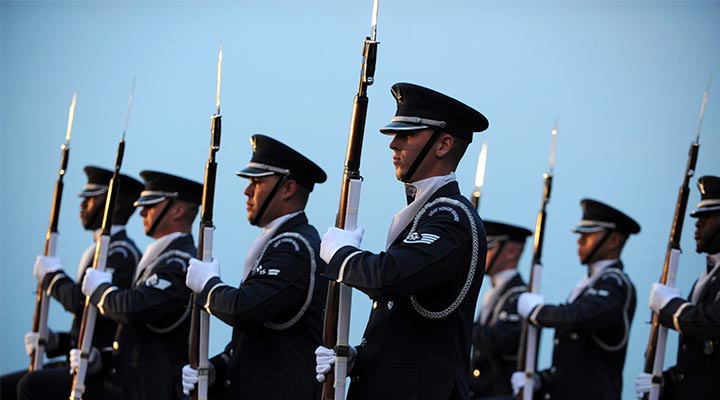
[41,229,140,357]
[470,272,526,398]
[324,181,486,400]
[197,212,325,400]
[658,262,720,400]
[530,261,636,400]
[88,233,195,400]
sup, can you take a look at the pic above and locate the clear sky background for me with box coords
[1,1,719,398]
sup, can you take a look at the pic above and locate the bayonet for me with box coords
[30,91,77,371]
[471,141,487,210]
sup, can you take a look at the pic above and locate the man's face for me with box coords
[80,194,105,230]
[139,199,169,237]
[243,175,281,227]
[694,212,720,254]
[388,128,434,181]
[577,230,610,265]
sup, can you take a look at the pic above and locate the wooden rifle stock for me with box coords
[70,138,125,400]
[189,112,221,400]
[30,140,70,371]
[641,142,699,400]
[322,3,378,397]
[516,172,552,400]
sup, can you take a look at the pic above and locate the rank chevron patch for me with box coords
[403,232,440,245]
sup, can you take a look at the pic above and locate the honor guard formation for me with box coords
[0,7,718,400]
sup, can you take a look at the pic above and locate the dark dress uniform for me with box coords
[471,272,527,398]
[13,229,141,400]
[657,262,720,399]
[530,262,636,400]
[324,181,486,400]
[87,233,196,400]
[196,212,325,399]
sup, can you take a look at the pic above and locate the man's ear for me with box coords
[436,133,454,158]
[281,179,298,200]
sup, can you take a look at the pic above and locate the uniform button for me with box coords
[570,333,579,340]
[554,339,559,346]
[678,373,684,381]
[473,369,481,377]
[360,338,367,347]
[113,341,119,351]
[110,368,116,375]
[681,344,688,352]
[387,300,394,310]
[352,376,360,383]
[544,394,551,399]
[372,301,378,310]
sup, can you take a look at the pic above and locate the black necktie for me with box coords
[405,184,417,205]
[707,256,715,274]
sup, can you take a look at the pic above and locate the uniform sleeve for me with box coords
[89,255,189,325]
[323,204,478,298]
[658,297,720,340]
[474,292,523,356]
[197,236,313,331]
[42,242,138,315]
[531,272,629,332]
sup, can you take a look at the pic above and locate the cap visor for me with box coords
[134,195,167,207]
[572,225,607,233]
[379,121,430,134]
[236,166,276,179]
[690,206,720,217]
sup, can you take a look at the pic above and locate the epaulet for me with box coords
[598,268,627,288]
[109,240,141,264]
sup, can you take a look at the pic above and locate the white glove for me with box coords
[320,227,364,264]
[315,345,358,383]
[33,255,63,282]
[511,371,539,396]
[186,257,220,293]
[517,292,544,319]
[649,282,682,313]
[635,372,653,399]
[69,347,101,375]
[81,269,112,297]
[182,364,198,396]
[24,332,40,357]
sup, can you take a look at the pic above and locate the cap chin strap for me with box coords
[581,230,611,266]
[400,129,442,183]
[485,241,507,275]
[251,174,288,227]
[147,199,174,238]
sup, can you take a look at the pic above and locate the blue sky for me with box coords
[2,1,719,398]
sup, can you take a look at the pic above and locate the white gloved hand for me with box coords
[315,345,357,383]
[24,332,40,357]
[182,364,198,396]
[511,371,539,396]
[33,255,63,282]
[517,292,544,319]
[186,257,220,293]
[635,372,653,399]
[320,227,364,264]
[649,283,682,313]
[81,269,112,297]
[69,347,101,375]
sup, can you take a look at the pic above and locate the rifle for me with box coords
[188,42,223,400]
[30,92,77,371]
[516,119,558,400]
[470,140,487,211]
[70,82,134,400]
[322,1,379,398]
[642,76,711,400]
